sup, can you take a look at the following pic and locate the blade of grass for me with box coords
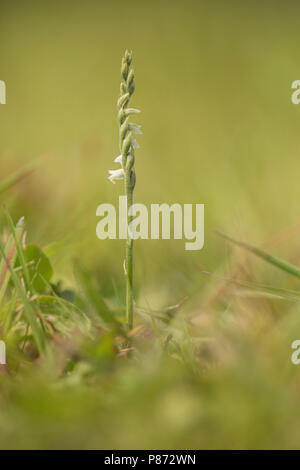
[202,271,300,300]
[4,210,32,293]
[216,230,300,280]
[1,291,18,336]
[73,261,125,335]
[0,216,24,306]
[0,159,38,195]
[0,239,46,354]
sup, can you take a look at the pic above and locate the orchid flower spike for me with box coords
[108,50,141,188]
[108,50,141,331]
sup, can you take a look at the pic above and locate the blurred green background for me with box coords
[2,0,300,449]
[1,0,300,296]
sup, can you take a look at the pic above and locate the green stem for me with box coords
[125,174,133,331]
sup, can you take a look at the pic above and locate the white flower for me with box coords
[131,137,140,149]
[125,108,141,116]
[108,168,124,184]
[110,124,141,184]
[129,123,142,135]
[114,154,123,164]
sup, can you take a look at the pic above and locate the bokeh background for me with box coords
[1,0,300,449]
[1,0,300,294]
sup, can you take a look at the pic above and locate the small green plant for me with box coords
[108,51,141,331]
[0,210,91,364]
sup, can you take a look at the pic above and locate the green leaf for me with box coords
[19,245,53,293]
